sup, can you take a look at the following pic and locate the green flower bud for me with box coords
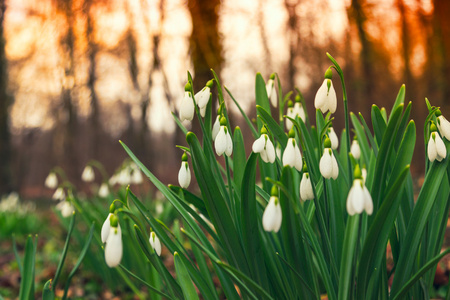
[110,214,119,228]
[287,100,294,108]
[302,161,308,173]
[261,126,268,135]
[354,164,362,179]
[206,79,214,88]
[324,136,331,148]
[184,82,191,92]
[270,73,276,80]
[436,109,442,117]
[295,94,301,103]
[288,128,295,138]
[430,122,437,132]
[109,203,116,214]
[324,67,333,79]
[270,185,278,197]
[220,116,227,126]
[181,152,188,162]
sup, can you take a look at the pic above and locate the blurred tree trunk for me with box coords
[432,0,450,107]
[86,0,100,160]
[397,0,413,91]
[187,0,222,135]
[285,0,300,93]
[0,0,12,194]
[347,0,373,116]
[57,0,78,179]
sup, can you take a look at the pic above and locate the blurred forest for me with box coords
[0,0,449,198]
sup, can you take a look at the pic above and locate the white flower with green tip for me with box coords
[81,165,95,182]
[314,68,337,114]
[346,165,373,216]
[262,186,282,232]
[266,73,277,107]
[253,127,276,163]
[214,116,233,157]
[45,172,58,189]
[428,123,446,162]
[178,153,191,188]
[195,79,213,117]
[319,137,339,179]
[149,231,162,256]
[180,82,195,122]
[350,139,361,160]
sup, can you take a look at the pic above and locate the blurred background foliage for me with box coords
[0,0,448,197]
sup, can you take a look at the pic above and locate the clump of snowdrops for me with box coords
[100,53,450,300]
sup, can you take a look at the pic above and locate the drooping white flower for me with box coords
[300,172,314,201]
[178,153,191,188]
[276,143,282,161]
[214,117,233,157]
[328,127,339,150]
[262,188,282,232]
[105,223,123,268]
[81,165,95,182]
[195,79,213,117]
[52,187,65,201]
[179,83,195,122]
[212,115,220,141]
[117,168,131,186]
[350,139,361,160]
[252,128,276,163]
[101,213,112,243]
[319,138,339,179]
[149,231,162,256]
[282,137,302,171]
[266,73,277,107]
[98,183,110,198]
[45,172,58,189]
[361,167,367,183]
[285,103,295,131]
[131,167,143,184]
[293,101,306,122]
[436,110,450,141]
[428,128,446,162]
[56,200,74,218]
[314,70,337,114]
[347,173,373,216]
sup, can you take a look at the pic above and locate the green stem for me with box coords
[326,53,352,184]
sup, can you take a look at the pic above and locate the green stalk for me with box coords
[326,53,352,183]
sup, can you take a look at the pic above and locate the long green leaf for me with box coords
[255,73,271,131]
[18,235,37,300]
[174,252,200,300]
[53,212,76,288]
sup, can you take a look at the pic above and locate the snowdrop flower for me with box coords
[293,96,306,122]
[117,168,131,185]
[98,183,110,198]
[179,82,195,122]
[149,231,162,256]
[212,115,220,141]
[285,101,295,130]
[81,165,95,182]
[214,116,233,156]
[350,138,361,160]
[262,186,282,232]
[45,172,58,189]
[347,165,373,216]
[436,109,450,141]
[56,200,74,218]
[362,166,367,183]
[327,126,339,150]
[314,68,337,114]
[178,152,191,188]
[101,213,112,243]
[428,123,446,162]
[300,164,314,201]
[252,127,276,163]
[282,129,302,171]
[266,73,277,107]
[52,187,65,201]
[131,166,143,184]
[195,79,213,117]
[105,214,123,268]
[319,137,339,179]
[276,143,282,161]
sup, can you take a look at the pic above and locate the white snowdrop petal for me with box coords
[319,151,333,178]
[215,127,227,156]
[329,128,339,150]
[294,144,303,172]
[438,116,450,141]
[82,166,95,182]
[270,86,278,107]
[262,197,282,232]
[45,173,58,189]
[314,80,328,112]
[266,142,276,163]
[260,150,269,163]
[350,180,365,214]
[180,92,195,121]
[435,134,446,161]
[351,140,361,160]
[363,186,373,215]
[328,83,337,114]
[252,135,266,153]
[331,153,339,180]
[212,116,220,141]
[105,226,123,268]
[98,183,110,197]
[225,131,233,156]
[178,162,191,188]
[346,188,356,216]
[101,213,112,243]
[282,140,296,167]
[150,232,162,256]
[300,174,314,201]
[428,136,437,162]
